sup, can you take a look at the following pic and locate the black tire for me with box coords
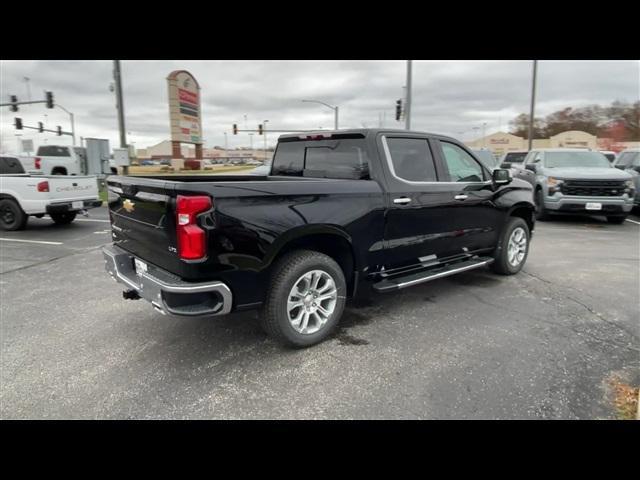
[607,216,627,224]
[50,212,77,225]
[491,217,531,275]
[260,249,347,348]
[0,198,28,231]
[534,188,549,221]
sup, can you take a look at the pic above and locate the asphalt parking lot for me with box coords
[1,207,638,419]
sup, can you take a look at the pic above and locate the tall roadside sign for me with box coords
[167,70,203,165]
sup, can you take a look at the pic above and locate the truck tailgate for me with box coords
[47,175,99,201]
[107,177,179,273]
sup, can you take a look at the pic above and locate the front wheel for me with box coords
[260,250,347,348]
[535,189,549,221]
[607,216,627,224]
[491,217,531,275]
[50,212,77,225]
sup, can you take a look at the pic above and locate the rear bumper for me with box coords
[47,199,103,214]
[102,244,232,317]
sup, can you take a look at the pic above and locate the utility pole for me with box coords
[224,132,228,159]
[528,60,538,151]
[24,77,32,101]
[113,60,128,174]
[482,122,487,148]
[405,60,412,130]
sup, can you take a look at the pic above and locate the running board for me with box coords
[372,256,494,293]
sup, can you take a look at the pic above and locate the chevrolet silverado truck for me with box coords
[103,129,535,347]
[512,148,635,223]
[0,155,102,230]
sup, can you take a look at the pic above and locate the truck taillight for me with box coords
[34,157,41,170]
[176,195,212,260]
[37,181,49,192]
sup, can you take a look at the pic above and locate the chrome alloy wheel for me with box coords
[287,269,337,335]
[507,226,527,267]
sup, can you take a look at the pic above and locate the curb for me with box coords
[637,387,640,420]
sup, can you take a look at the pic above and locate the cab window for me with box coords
[440,142,485,182]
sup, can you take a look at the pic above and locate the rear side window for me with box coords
[385,137,437,182]
[0,157,26,174]
[37,146,70,157]
[272,139,370,179]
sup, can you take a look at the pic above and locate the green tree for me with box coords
[508,113,545,139]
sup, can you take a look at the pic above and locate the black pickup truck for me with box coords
[103,129,535,347]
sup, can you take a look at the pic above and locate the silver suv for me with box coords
[513,148,635,223]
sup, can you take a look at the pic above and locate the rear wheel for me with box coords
[491,217,530,275]
[50,212,77,225]
[607,216,627,224]
[260,250,347,348]
[0,199,28,231]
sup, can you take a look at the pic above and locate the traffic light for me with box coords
[258,124,263,135]
[57,126,62,136]
[38,122,44,133]
[395,99,402,121]
[15,118,23,130]
[233,124,238,135]
[45,91,54,109]
[10,95,18,112]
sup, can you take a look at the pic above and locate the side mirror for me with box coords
[492,168,512,185]
[525,164,537,173]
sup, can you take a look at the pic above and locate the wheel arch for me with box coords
[507,202,535,233]
[265,225,358,297]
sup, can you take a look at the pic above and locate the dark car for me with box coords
[499,151,528,168]
[103,129,535,347]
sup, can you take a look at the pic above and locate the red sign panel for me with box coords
[179,88,198,105]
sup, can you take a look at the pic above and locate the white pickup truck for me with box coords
[0,155,102,230]
[19,145,88,176]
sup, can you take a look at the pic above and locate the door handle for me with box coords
[393,197,412,205]
[454,194,468,200]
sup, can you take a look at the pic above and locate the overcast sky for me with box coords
[1,60,638,153]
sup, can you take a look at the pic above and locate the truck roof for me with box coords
[277,128,460,143]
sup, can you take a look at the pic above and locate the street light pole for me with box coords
[263,120,269,162]
[528,60,538,151]
[405,60,412,130]
[55,104,76,145]
[301,100,339,129]
[113,60,128,174]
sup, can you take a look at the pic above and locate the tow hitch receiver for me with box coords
[123,289,140,300]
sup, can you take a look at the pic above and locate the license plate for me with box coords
[72,201,83,209]
[585,202,602,211]
[134,258,148,275]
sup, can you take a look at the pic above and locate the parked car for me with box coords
[512,148,635,223]
[0,155,102,230]
[499,150,528,168]
[471,148,499,170]
[103,129,535,348]
[599,151,617,163]
[613,148,640,208]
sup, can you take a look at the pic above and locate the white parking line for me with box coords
[625,218,640,225]
[0,238,63,245]
[74,219,111,223]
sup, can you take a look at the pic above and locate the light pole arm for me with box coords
[301,99,339,130]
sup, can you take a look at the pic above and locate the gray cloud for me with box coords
[1,60,638,153]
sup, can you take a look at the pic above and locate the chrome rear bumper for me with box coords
[103,244,232,317]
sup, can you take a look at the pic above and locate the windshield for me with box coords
[544,151,611,168]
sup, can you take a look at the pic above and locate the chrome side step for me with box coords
[372,256,494,293]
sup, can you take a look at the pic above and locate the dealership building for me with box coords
[465,130,640,157]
